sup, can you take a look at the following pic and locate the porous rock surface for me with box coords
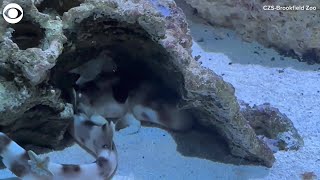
[184,0,320,64]
[240,102,304,152]
[0,0,72,149]
[0,0,303,167]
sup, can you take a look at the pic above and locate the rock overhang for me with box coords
[0,0,305,168]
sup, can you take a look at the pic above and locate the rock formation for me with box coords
[0,0,303,168]
[0,0,71,149]
[240,102,304,152]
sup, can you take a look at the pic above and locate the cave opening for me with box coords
[9,20,45,50]
[49,15,238,165]
[51,16,186,128]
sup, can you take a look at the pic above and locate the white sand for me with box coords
[1,1,320,179]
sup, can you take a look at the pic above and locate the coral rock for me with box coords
[0,0,289,168]
[184,0,320,64]
[240,102,304,151]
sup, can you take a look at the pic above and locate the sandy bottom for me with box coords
[1,1,320,180]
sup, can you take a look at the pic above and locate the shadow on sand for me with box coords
[143,121,270,179]
[167,124,270,179]
[169,125,251,166]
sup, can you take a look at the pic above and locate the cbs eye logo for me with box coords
[2,3,23,24]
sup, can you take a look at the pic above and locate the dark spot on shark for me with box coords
[83,120,96,127]
[96,157,109,168]
[96,156,112,177]
[62,164,81,174]
[0,134,11,154]
[10,153,29,177]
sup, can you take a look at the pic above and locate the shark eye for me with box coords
[102,144,108,148]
